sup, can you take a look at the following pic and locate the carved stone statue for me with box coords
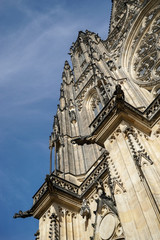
[69,99,77,123]
[69,110,76,123]
[113,84,125,101]
[45,174,54,192]
[53,115,60,141]
[80,199,91,219]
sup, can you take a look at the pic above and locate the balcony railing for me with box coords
[32,152,108,205]
[89,94,160,131]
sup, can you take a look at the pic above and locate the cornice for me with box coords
[73,93,160,147]
[15,151,109,219]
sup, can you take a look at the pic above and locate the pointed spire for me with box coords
[62,61,73,85]
[64,60,70,70]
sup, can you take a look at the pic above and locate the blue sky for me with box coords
[0,0,112,239]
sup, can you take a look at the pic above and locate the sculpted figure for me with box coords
[80,199,91,219]
[113,84,125,100]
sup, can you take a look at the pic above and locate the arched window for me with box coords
[86,90,103,123]
[90,92,103,116]
[86,80,111,122]
[97,80,110,104]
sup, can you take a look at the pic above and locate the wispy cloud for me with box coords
[0,1,111,239]
[0,2,94,116]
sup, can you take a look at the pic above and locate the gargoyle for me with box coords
[71,135,96,145]
[13,209,33,219]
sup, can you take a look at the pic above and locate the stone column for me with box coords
[103,128,155,239]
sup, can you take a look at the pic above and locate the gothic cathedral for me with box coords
[14,0,160,239]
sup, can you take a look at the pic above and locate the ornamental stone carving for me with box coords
[105,0,146,57]
[130,6,160,87]
[80,199,91,219]
[99,214,117,240]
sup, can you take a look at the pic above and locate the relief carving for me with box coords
[106,0,146,60]
[131,8,160,86]
[69,99,77,123]
[80,199,91,220]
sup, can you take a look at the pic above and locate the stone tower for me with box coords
[14,0,160,239]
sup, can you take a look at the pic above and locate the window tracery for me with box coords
[131,8,160,86]
[86,80,111,121]
[97,79,110,105]
[106,0,145,58]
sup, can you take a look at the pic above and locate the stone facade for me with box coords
[14,0,160,239]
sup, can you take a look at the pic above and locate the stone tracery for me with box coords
[126,6,160,87]
[133,13,160,84]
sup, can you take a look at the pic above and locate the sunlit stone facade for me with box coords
[15,0,160,239]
